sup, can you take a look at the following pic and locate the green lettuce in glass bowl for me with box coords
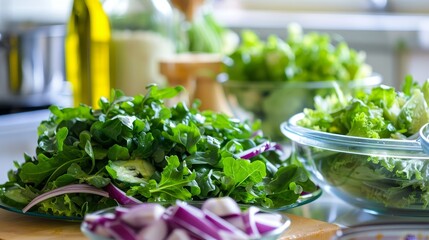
[281,76,429,216]
[220,23,381,141]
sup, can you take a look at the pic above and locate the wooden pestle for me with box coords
[159,53,232,115]
[170,0,205,21]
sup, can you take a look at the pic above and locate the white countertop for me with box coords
[0,110,49,183]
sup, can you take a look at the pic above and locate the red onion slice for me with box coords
[106,183,142,205]
[22,184,109,213]
[201,196,241,217]
[121,203,166,228]
[242,206,261,237]
[236,141,282,159]
[167,202,220,240]
[136,219,168,240]
[254,213,284,234]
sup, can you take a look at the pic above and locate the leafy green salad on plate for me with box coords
[0,85,317,218]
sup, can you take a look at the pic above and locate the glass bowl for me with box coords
[333,222,429,240]
[81,202,292,240]
[220,74,382,141]
[281,112,429,217]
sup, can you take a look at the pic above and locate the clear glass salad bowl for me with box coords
[220,74,382,141]
[281,112,429,217]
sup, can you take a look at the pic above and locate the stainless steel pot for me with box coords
[0,24,71,108]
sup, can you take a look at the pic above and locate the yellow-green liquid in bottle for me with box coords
[65,0,111,107]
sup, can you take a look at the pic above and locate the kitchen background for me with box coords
[1,0,429,89]
[1,1,429,142]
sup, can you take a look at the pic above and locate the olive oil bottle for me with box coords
[65,0,111,107]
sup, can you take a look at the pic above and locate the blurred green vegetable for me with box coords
[187,12,223,53]
[180,8,237,54]
[223,23,372,83]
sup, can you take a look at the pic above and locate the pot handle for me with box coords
[0,33,7,48]
[0,33,4,48]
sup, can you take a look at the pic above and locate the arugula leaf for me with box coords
[223,157,266,191]
[55,163,110,188]
[162,123,201,154]
[56,127,68,152]
[194,168,217,197]
[107,144,130,161]
[221,157,270,205]
[129,156,199,201]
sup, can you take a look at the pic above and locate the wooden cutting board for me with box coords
[0,208,339,239]
[0,209,82,240]
[281,214,340,240]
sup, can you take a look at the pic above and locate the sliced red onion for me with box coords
[236,141,282,159]
[254,213,283,234]
[83,197,288,240]
[84,212,118,238]
[114,206,131,217]
[218,231,249,240]
[84,212,116,232]
[166,228,192,240]
[136,219,168,240]
[201,197,241,218]
[242,206,261,238]
[106,183,142,205]
[203,209,248,239]
[121,204,166,228]
[105,221,138,240]
[93,224,114,238]
[167,202,220,240]
[223,215,246,232]
[22,184,109,213]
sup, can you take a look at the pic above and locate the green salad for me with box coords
[223,23,372,83]
[297,76,429,208]
[0,85,315,217]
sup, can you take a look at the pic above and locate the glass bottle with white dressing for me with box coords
[102,0,176,96]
